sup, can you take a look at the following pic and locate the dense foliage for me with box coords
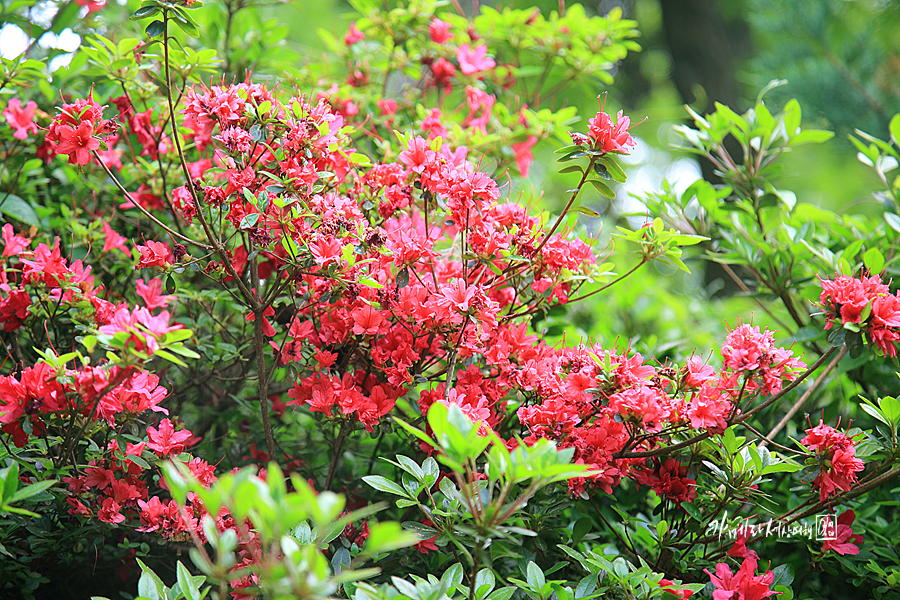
[1,1,900,599]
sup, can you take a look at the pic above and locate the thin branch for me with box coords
[718,262,792,333]
[92,152,211,250]
[762,346,847,445]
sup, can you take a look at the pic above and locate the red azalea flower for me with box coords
[136,240,172,270]
[56,121,101,166]
[136,278,176,310]
[146,418,192,457]
[512,135,537,177]
[705,555,778,600]
[585,95,639,154]
[101,220,129,255]
[1,224,30,257]
[801,420,865,501]
[821,510,863,556]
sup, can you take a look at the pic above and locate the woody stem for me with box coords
[161,10,256,307]
[250,242,277,459]
[533,156,596,256]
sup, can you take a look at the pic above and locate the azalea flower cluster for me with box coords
[63,424,203,527]
[0,224,188,447]
[801,420,865,501]
[3,17,873,590]
[511,322,804,498]
[0,77,650,588]
[705,554,778,600]
[570,94,639,154]
[45,88,117,166]
[62,418,266,596]
[1,224,102,331]
[59,80,605,440]
[818,272,900,357]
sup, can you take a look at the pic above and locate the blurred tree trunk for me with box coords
[659,0,753,296]
[658,0,751,113]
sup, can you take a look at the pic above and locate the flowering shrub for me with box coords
[1,0,900,599]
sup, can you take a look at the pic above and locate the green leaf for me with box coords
[790,129,834,145]
[572,205,601,217]
[0,505,39,517]
[2,463,19,503]
[365,521,419,553]
[137,559,166,600]
[166,344,200,359]
[593,162,611,180]
[715,102,749,133]
[860,401,888,425]
[886,212,900,234]
[890,113,900,148]
[239,213,260,229]
[130,5,160,20]
[526,562,545,590]
[154,349,188,367]
[165,274,177,295]
[362,475,406,496]
[656,520,668,540]
[783,99,801,135]
[489,588,516,600]
[587,179,615,198]
[162,329,193,343]
[126,454,151,470]
[145,20,165,38]
[170,7,200,36]
[864,247,885,274]
[9,479,56,503]
[358,276,384,288]
[598,157,627,183]
[176,561,201,600]
[759,462,801,475]
[396,267,409,288]
[881,396,900,425]
[571,517,592,544]
[0,194,40,226]
[554,145,581,155]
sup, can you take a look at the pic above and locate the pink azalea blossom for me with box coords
[3,99,39,140]
[456,44,495,76]
[512,135,537,177]
[344,22,365,45]
[1,224,30,257]
[429,19,453,43]
[56,121,100,166]
[101,220,129,255]
[705,555,778,600]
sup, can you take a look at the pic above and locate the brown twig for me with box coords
[762,346,847,445]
